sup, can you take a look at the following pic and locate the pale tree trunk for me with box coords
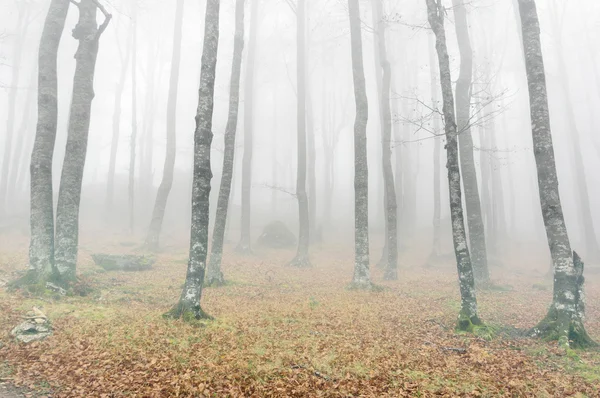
[26,0,70,284]
[237,0,259,254]
[205,0,244,286]
[548,1,600,261]
[348,0,372,289]
[305,0,317,240]
[371,0,397,280]
[145,0,185,250]
[129,1,138,235]
[54,0,111,283]
[289,0,310,267]
[164,0,220,321]
[518,0,595,348]
[1,6,30,213]
[426,0,481,330]
[428,32,443,262]
[452,0,489,285]
[106,31,131,211]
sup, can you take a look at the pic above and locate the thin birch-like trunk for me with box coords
[426,0,481,330]
[428,32,442,262]
[165,0,220,321]
[205,0,245,286]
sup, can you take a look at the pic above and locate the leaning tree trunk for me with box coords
[371,0,397,280]
[347,0,373,289]
[164,0,220,321]
[145,0,185,250]
[205,0,245,286]
[426,0,481,330]
[236,0,259,254]
[26,0,70,284]
[1,7,29,214]
[54,0,111,283]
[289,0,311,268]
[128,2,138,235]
[452,0,489,285]
[517,0,595,348]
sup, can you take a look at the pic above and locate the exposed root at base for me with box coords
[530,308,597,349]
[163,303,213,322]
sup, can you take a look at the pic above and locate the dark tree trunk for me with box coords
[452,0,490,285]
[237,0,259,254]
[347,0,372,289]
[205,0,245,286]
[289,0,310,268]
[517,0,595,348]
[27,0,70,284]
[106,31,131,212]
[54,0,111,283]
[426,0,481,330]
[164,0,220,321]
[371,0,397,280]
[145,0,185,250]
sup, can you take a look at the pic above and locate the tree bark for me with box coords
[128,2,138,235]
[517,0,595,348]
[426,0,481,330]
[371,0,397,280]
[452,0,490,285]
[164,0,220,321]
[145,0,185,250]
[347,0,372,289]
[54,0,110,283]
[27,0,70,283]
[205,0,245,286]
[289,0,310,268]
[237,0,259,254]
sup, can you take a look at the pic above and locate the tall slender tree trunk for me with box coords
[106,31,131,212]
[237,0,259,254]
[205,0,245,286]
[371,0,397,280]
[26,0,70,284]
[452,0,489,285]
[289,0,310,267]
[145,0,185,250]
[517,0,595,348]
[1,6,29,213]
[428,32,442,262]
[164,0,220,321]
[426,0,481,330]
[348,0,372,289]
[129,2,138,235]
[54,0,111,283]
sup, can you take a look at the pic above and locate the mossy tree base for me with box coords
[530,307,597,349]
[163,302,213,322]
[383,267,397,281]
[346,281,383,292]
[457,309,483,332]
[9,269,71,295]
[288,254,311,268]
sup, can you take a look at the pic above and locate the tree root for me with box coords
[530,308,597,349]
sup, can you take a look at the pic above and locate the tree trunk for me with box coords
[106,31,131,212]
[452,0,490,285]
[237,0,259,254]
[54,0,110,283]
[347,0,372,289]
[27,0,70,284]
[517,0,595,348]
[129,2,138,235]
[289,0,310,267]
[426,0,481,330]
[205,0,244,286]
[371,0,397,280]
[164,0,220,321]
[1,6,29,214]
[145,0,185,250]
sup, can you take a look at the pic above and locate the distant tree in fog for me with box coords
[347,0,373,290]
[145,0,185,250]
[451,0,489,286]
[426,0,482,331]
[165,0,219,320]
[206,0,245,287]
[54,0,111,282]
[517,0,596,348]
[128,0,139,235]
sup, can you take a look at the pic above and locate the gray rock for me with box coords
[91,253,155,271]
[11,320,52,344]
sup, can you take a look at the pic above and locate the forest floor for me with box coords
[0,235,599,397]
